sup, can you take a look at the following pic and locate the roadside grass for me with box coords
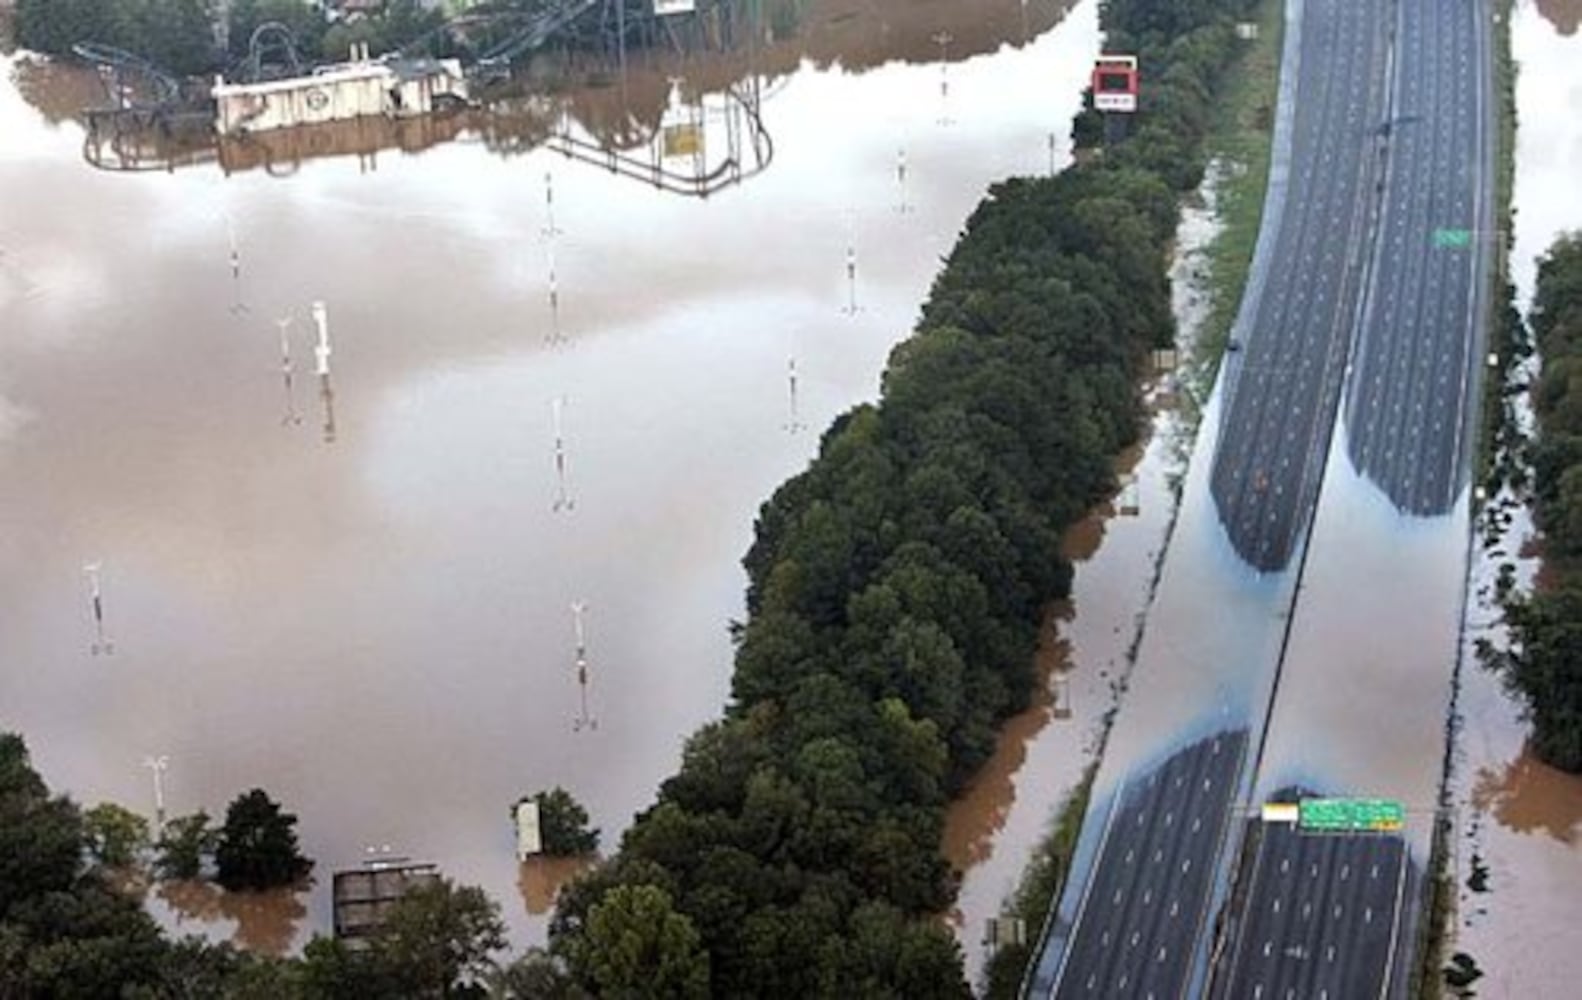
[1186,0,1284,402]
[981,763,1097,1000]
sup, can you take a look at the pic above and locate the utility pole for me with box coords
[142,755,169,836]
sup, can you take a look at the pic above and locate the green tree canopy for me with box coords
[214,788,312,892]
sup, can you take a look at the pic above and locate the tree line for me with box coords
[1497,233,1582,772]
[2,731,570,996]
[537,0,1261,995]
[12,0,446,76]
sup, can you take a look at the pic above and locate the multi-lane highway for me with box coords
[1344,0,1491,513]
[1210,818,1411,1000]
[1050,732,1247,998]
[1026,0,1495,994]
[1209,0,1391,572]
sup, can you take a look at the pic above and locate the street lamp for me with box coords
[142,755,169,836]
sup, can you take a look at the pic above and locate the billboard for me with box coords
[515,800,542,859]
[1092,55,1139,114]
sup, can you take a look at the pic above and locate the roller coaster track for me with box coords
[70,42,182,109]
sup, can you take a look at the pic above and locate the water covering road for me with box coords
[0,0,1093,952]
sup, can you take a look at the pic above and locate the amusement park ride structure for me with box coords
[72,0,772,198]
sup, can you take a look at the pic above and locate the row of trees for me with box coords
[536,0,1262,995]
[1498,233,1582,771]
[12,0,447,75]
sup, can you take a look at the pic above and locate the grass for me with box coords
[1185,0,1285,401]
[980,763,1097,1000]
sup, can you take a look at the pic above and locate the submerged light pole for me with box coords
[896,148,911,214]
[571,601,596,732]
[546,243,564,345]
[551,396,574,512]
[142,755,169,836]
[933,31,954,126]
[312,300,335,443]
[83,560,113,655]
[227,216,246,315]
[277,316,301,426]
[543,171,562,238]
[784,358,805,434]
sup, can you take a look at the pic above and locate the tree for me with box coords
[154,811,217,880]
[518,787,599,856]
[567,884,708,999]
[83,802,151,870]
[493,947,589,999]
[214,789,312,891]
[0,733,83,913]
[365,880,507,997]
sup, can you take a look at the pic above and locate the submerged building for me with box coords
[213,49,468,136]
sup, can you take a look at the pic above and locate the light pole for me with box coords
[932,32,954,125]
[142,755,169,836]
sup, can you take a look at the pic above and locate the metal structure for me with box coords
[72,42,182,110]
[238,22,305,84]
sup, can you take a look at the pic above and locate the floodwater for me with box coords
[1447,1,1582,992]
[941,169,1223,987]
[0,0,1097,952]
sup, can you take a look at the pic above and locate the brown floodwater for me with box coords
[941,167,1225,988]
[0,0,1099,955]
[1535,0,1582,35]
[1446,2,1582,993]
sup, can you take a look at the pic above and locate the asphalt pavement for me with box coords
[1051,731,1248,998]
[1209,0,1392,572]
[1210,818,1411,1000]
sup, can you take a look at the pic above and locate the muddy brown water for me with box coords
[1446,3,1582,994]
[0,0,1100,955]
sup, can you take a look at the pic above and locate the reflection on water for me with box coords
[14,0,1074,189]
[517,855,596,916]
[1446,2,1582,994]
[1470,747,1582,844]
[0,0,1098,958]
[1535,0,1582,35]
[154,879,309,957]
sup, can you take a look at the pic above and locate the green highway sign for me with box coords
[1433,227,1472,249]
[1298,798,1404,833]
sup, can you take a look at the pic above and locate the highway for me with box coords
[1050,732,1247,998]
[1210,819,1411,1000]
[1208,0,1391,572]
[1027,0,1495,995]
[1343,0,1491,513]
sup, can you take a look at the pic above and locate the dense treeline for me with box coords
[543,0,1259,995]
[1500,233,1582,771]
[12,0,445,75]
[0,732,549,996]
[15,0,216,74]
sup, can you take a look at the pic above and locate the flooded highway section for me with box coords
[1447,1,1582,994]
[0,0,1094,952]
